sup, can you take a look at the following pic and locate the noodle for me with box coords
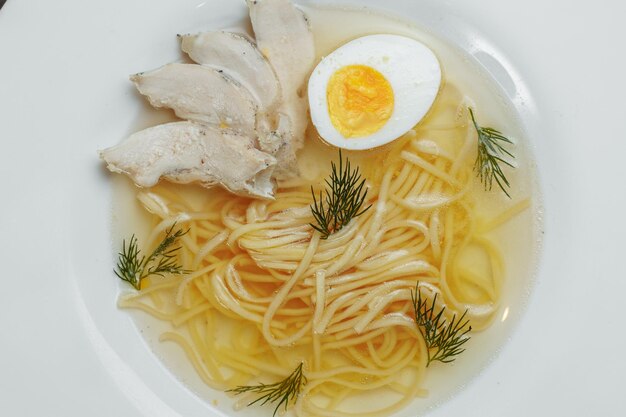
[118,83,530,416]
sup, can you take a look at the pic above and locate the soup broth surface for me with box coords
[112,5,542,416]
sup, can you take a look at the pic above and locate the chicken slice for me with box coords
[131,63,258,135]
[257,112,299,179]
[247,0,316,179]
[180,31,280,113]
[281,95,310,148]
[246,0,315,99]
[99,121,276,199]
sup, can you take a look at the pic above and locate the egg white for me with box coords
[308,34,442,150]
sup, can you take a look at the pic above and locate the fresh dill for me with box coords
[469,107,515,198]
[310,150,371,239]
[227,362,307,417]
[114,223,189,290]
[411,283,472,366]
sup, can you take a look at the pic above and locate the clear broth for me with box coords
[112,5,542,416]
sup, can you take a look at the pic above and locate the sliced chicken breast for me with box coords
[131,63,258,135]
[280,95,309,147]
[257,113,299,179]
[255,113,295,179]
[247,0,316,178]
[247,0,315,98]
[99,122,276,199]
[180,31,280,113]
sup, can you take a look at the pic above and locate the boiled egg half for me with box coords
[308,34,442,150]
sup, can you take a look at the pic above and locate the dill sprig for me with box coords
[411,283,472,366]
[114,223,189,290]
[227,362,307,417]
[469,107,515,198]
[310,150,371,239]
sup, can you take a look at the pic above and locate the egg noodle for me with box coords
[119,83,529,417]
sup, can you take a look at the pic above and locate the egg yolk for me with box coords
[327,65,394,138]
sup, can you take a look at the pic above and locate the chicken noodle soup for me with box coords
[108,2,540,417]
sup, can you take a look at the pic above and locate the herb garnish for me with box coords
[469,107,515,197]
[411,283,472,366]
[114,223,189,290]
[228,362,307,417]
[310,150,371,239]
